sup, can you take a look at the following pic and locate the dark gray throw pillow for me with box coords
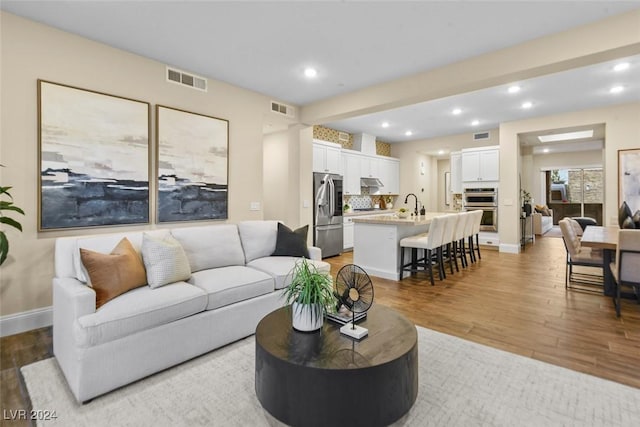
[622,216,636,229]
[271,223,310,258]
[633,210,640,228]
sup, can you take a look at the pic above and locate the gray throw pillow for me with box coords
[622,216,636,229]
[271,223,310,258]
[141,232,191,288]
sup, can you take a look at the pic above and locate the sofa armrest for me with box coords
[307,246,322,261]
[532,213,542,235]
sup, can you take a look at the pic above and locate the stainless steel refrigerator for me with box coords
[313,172,343,258]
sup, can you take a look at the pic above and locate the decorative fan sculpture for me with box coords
[334,264,374,339]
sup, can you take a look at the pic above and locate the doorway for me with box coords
[545,168,603,224]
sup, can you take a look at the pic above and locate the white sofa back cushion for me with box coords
[171,224,245,272]
[237,220,278,263]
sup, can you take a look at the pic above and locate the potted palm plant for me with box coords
[521,189,532,217]
[283,258,335,332]
[0,185,25,265]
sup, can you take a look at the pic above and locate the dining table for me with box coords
[580,225,618,296]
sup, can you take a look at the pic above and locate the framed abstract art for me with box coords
[38,80,150,230]
[156,105,229,222]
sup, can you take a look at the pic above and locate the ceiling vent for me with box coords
[270,101,296,118]
[338,131,350,143]
[166,67,207,92]
[473,131,490,141]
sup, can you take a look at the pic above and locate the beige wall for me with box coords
[0,12,275,317]
[437,159,451,212]
[500,102,640,250]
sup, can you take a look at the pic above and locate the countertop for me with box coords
[343,209,396,217]
[350,212,448,225]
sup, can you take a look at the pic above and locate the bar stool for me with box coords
[471,209,483,261]
[399,215,446,285]
[464,210,477,264]
[453,211,470,269]
[440,214,459,276]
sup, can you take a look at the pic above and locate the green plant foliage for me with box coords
[0,186,25,265]
[283,258,335,324]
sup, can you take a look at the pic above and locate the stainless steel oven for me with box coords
[464,187,498,231]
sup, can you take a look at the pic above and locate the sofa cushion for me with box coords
[141,232,191,288]
[75,282,207,347]
[80,238,147,309]
[237,220,278,263]
[247,256,331,289]
[271,223,310,258]
[171,225,245,272]
[188,266,274,310]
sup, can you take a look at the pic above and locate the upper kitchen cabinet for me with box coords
[312,140,342,174]
[461,146,499,182]
[360,155,380,178]
[342,151,361,196]
[450,151,462,194]
[374,158,400,195]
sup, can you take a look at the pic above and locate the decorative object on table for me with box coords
[283,258,334,332]
[334,264,374,339]
[156,105,229,222]
[398,208,409,218]
[379,196,387,210]
[385,196,393,209]
[0,181,24,266]
[521,189,532,216]
[38,80,150,230]
[618,148,640,213]
[326,306,367,325]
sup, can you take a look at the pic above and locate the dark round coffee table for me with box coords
[255,304,418,427]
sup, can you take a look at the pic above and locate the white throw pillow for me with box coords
[141,232,191,288]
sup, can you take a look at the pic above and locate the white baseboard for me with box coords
[0,306,53,337]
[499,243,520,254]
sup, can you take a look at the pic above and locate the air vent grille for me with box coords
[270,100,296,118]
[166,66,207,92]
[473,132,490,141]
[338,131,350,142]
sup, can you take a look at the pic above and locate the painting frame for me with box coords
[156,105,229,223]
[618,148,640,214]
[38,80,151,231]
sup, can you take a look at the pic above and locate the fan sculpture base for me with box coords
[340,323,369,339]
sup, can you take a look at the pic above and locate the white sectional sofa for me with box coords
[53,221,329,402]
[533,209,554,235]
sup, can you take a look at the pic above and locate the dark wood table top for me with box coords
[255,304,417,370]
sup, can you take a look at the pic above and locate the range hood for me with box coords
[360,177,384,188]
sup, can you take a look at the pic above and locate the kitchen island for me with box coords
[351,212,445,280]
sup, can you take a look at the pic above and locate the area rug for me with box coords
[21,326,640,427]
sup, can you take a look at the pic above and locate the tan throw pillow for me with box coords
[80,238,147,309]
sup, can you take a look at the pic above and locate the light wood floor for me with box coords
[328,235,640,389]
[1,234,639,426]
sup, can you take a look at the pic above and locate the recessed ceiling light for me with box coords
[508,85,521,94]
[381,122,389,128]
[614,62,630,72]
[471,120,479,126]
[521,101,533,109]
[610,85,624,94]
[405,130,413,136]
[543,148,550,153]
[438,150,445,155]
[452,108,462,115]
[538,130,593,142]
[304,67,317,78]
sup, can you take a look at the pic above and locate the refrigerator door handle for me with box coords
[328,178,335,218]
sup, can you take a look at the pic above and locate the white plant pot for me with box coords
[291,302,323,332]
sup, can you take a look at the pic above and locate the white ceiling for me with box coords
[3,1,640,144]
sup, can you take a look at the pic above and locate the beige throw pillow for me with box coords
[141,232,191,288]
[80,238,147,309]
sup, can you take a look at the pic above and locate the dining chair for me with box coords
[558,218,603,290]
[399,215,446,285]
[611,229,640,317]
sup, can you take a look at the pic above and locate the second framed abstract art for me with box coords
[156,105,229,222]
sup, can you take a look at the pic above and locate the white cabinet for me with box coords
[462,147,499,182]
[450,152,462,194]
[312,141,342,174]
[360,155,380,178]
[375,158,400,195]
[343,217,354,249]
[342,152,361,196]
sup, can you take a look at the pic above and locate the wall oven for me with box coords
[464,187,498,231]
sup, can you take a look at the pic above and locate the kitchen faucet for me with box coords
[404,193,418,216]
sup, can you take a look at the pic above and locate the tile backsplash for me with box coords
[344,188,397,210]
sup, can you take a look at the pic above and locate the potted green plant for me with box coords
[283,258,335,332]
[397,207,409,218]
[343,203,352,213]
[521,189,532,217]
[0,185,25,266]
